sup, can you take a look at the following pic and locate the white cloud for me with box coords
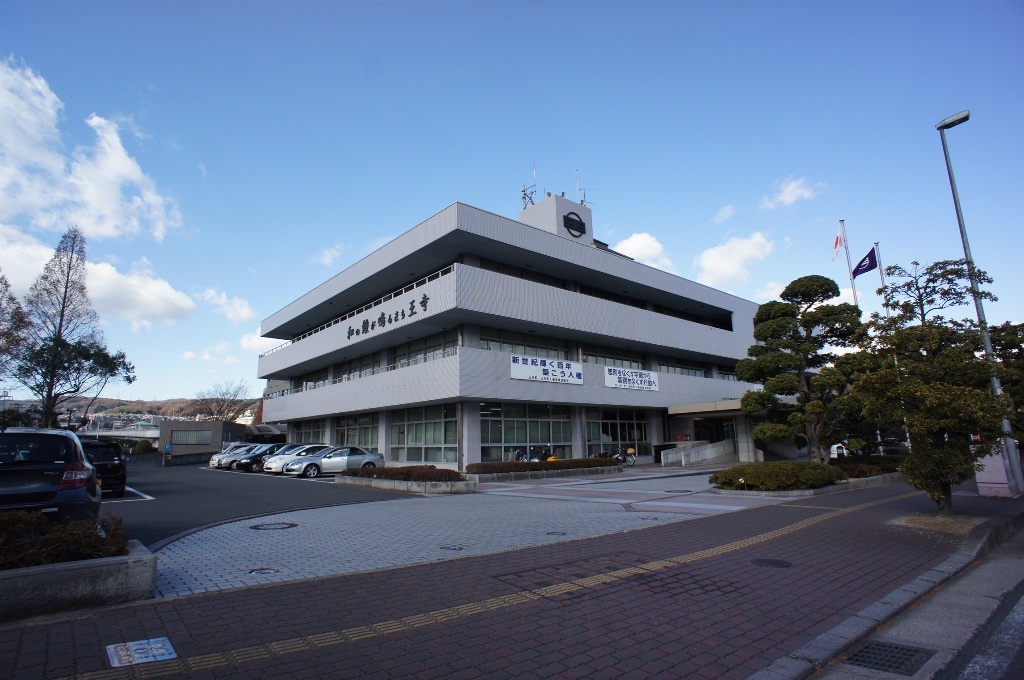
[695,232,774,288]
[753,281,785,302]
[0,225,195,328]
[612,233,677,273]
[88,258,196,326]
[760,177,824,210]
[712,204,736,225]
[240,328,283,354]
[179,341,240,365]
[0,57,182,241]
[197,160,207,178]
[201,288,255,323]
[315,244,344,267]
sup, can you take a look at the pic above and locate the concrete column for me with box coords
[572,405,587,458]
[461,400,481,470]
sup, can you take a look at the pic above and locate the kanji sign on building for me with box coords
[604,367,659,391]
[510,355,583,385]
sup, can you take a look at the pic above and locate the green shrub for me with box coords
[133,440,155,454]
[341,465,465,482]
[839,463,883,478]
[0,511,129,571]
[709,461,847,491]
[465,458,618,474]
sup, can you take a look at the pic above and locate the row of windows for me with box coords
[390,403,458,464]
[391,329,458,368]
[477,258,731,330]
[478,327,569,360]
[580,343,644,370]
[335,413,378,449]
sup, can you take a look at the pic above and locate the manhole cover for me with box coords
[547,531,566,536]
[440,545,464,551]
[248,568,279,575]
[665,490,694,494]
[845,641,936,675]
[751,558,792,568]
[249,522,298,531]
[639,517,664,521]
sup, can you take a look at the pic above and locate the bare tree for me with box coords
[192,379,257,422]
[12,228,135,426]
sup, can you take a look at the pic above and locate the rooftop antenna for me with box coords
[576,169,590,206]
[521,164,536,209]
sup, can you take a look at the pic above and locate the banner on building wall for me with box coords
[604,367,659,391]
[510,355,583,385]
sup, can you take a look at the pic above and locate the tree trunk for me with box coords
[935,482,954,517]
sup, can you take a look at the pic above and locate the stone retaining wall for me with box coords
[335,476,476,494]
[0,540,156,623]
[466,465,622,484]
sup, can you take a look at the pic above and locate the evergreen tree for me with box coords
[735,275,864,463]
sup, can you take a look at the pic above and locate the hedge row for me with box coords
[465,458,619,474]
[340,465,465,482]
[0,511,129,571]
[709,461,847,491]
[833,455,904,477]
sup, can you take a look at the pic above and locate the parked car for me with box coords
[282,446,385,478]
[262,444,331,474]
[232,443,293,472]
[79,439,128,497]
[0,428,101,521]
[210,445,257,469]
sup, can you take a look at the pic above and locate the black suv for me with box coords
[0,428,101,521]
[80,439,128,497]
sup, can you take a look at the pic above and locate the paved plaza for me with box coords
[1,467,1022,679]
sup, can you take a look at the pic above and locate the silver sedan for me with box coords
[282,447,385,478]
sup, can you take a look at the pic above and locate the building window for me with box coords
[480,402,573,462]
[585,407,650,456]
[479,258,567,289]
[655,356,710,378]
[335,414,379,450]
[296,367,329,391]
[334,353,380,383]
[296,419,326,444]
[478,327,569,360]
[390,403,457,464]
[169,430,213,446]
[578,284,646,310]
[717,367,737,381]
[390,329,458,369]
[581,343,644,370]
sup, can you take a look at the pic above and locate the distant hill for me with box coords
[63,397,195,417]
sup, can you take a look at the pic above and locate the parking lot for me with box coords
[100,464,412,548]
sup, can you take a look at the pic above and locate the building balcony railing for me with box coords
[265,347,459,400]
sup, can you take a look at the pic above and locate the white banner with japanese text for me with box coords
[604,367,659,391]
[510,355,583,385]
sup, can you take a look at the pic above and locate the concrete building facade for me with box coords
[258,196,762,469]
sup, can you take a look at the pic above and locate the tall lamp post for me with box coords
[936,110,1024,495]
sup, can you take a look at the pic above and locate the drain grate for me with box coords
[249,522,298,531]
[845,641,936,676]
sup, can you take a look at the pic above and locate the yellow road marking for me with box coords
[69,490,918,679]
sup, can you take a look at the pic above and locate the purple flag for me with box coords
[852,247,878,279]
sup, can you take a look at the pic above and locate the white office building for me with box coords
[259,194,762,469]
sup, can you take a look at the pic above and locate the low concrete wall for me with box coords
[662,440,737,467]
[467,465,622,483]
[335,477,476,494]
[0,540,156,623]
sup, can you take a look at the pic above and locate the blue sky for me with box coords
[1,1,1021,401]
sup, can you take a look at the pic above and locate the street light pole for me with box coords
[936,110,1024,495]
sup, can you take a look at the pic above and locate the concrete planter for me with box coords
[710,471,907,497]
[335,476,476,494]
[466,465,622,484]
[0,540,156,623]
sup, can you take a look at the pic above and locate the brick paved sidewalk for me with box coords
[1,481,1020,679]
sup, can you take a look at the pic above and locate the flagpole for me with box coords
[841,219,859,308]
[874,242,889,320]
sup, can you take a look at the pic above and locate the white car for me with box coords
[261,444,331,474]
[283,447,385,478]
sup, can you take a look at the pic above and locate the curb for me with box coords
[748,502,1024,679]
[335,476,476,494]
[466,465,622,483]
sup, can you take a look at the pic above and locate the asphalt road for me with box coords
[99,464,412,548]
